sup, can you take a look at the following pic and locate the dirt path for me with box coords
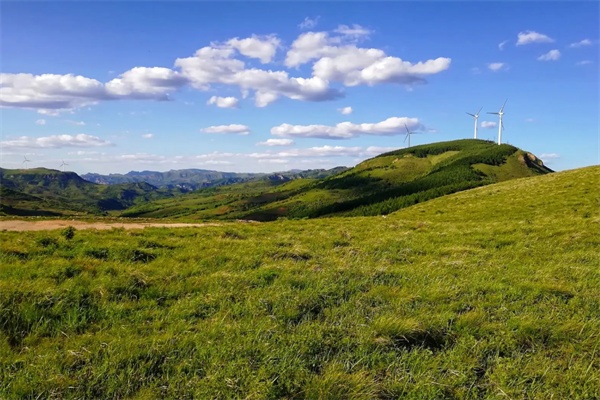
[0,220,220,231]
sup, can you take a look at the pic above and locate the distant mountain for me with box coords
[81,168,348,191]
[122,139,553,221]
[0,168,174,216]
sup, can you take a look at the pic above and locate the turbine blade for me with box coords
[404,123,410,134]
[500,99,508,112]
[404,133,409,143]
[476,106,483,116]
[466,112,475,117]
[488,112,499,115]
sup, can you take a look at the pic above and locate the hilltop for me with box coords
[124,139,553,220]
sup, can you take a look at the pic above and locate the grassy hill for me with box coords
[0,168,174,216]
[0,165,597,398]
[123,139,553,220]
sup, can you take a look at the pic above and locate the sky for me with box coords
[1,1,598,175]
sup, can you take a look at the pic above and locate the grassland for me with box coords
[1,166,598,399]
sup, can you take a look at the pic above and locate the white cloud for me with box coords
[333,24,371,38]
[35,119,46,125]
[257,138,295,146]
[141,133,154,139]
[250,145,396,159]
[285,30,451,86]
[481,121,497,129]
[576,60,593,66]
[258,158,288,164]
[498,40,509,50]
[537,49,561,61]
[488,62,508,72]
[65,120,86,126]
[470,67,482,75]
[207,95,239,108]
[201,124,250,135]
[338,106,353,115]
[539,153,560,161]
[271,116,423,139]
[569,39,593,48]
[3,28,451,113]
[0,134,113,149]
[105,67,187,99]
[226,35,280,64]
[516,31,554,46]
[299,16,320,30]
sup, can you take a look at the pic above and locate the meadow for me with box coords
[1,166,598,399]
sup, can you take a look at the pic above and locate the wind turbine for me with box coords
[488,99,507,145]
[22,156,31,168]
[404,123,414,148]
[60,160,68,171]
[466,107,483,139]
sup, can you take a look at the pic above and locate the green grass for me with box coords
[0,166,598,398]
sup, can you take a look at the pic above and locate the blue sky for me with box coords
[1,1,598,174]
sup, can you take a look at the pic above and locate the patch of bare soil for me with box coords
[0,220,221,231]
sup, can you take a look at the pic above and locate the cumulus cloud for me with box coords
[0,134,113,149]
[498,40,509,50]
[201,124,250,135]
[207,95,239,108]
[175,44,342,107]
[35,119,46,125]
[537,49,561,61]
[257,138,295,146]
[488,62,508,72]
[299,16,320,30]
[338,106,353,115]
[516,31,554,46]
[271,116,423,139]
[481,121,497,129]
[569,39,593,48]
[226,35,280,64]
[285,31,450,86]
[3,28,451,112]
[141,133,154,139]
[105,67,187,99]
[0,68,186,112]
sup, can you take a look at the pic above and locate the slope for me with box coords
[1,166,597,398]
[0,168,174,216]
[123,139,553,221]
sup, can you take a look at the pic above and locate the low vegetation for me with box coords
[1,165,597,398]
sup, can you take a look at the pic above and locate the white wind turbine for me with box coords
[404,123,415,148]
[60,160,68,171]
[488,99,507,145]
[22,156,31,168]
[466,107,483,139]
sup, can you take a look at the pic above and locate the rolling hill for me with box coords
[0,168,174,216]
[123,139,553,220]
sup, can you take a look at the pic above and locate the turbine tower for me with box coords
[488,99,507,145]
[404,123,414,148]
[466,107,483,139]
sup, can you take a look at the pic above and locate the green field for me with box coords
[1,166,598,398]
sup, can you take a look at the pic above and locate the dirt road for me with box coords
[0,220,220,231]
